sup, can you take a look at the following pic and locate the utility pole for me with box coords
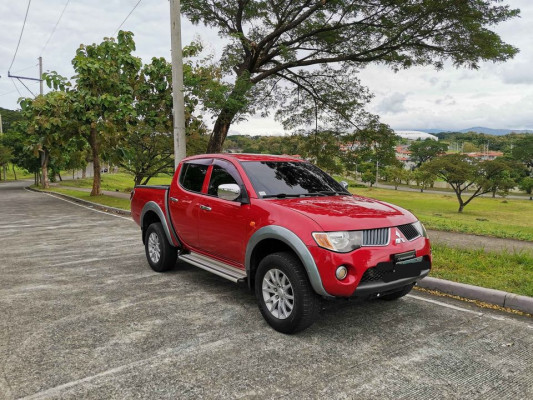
[170,0,187,169]
[38,56,43,95]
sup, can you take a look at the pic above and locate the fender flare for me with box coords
[140,201,176,247]
[245,225,331,297]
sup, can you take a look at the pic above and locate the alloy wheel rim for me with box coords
[148,232,161,263]
[262,269,294,320]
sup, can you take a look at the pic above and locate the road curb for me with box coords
[418,276,533,314]
[26,186,132,216]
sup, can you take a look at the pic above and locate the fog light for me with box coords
[336,265,348,280]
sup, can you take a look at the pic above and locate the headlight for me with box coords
[312,231,363,253]
[413,221,428,238]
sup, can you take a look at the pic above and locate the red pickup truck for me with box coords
[131,153,431,333]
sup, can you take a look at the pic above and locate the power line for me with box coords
[10,79,23,97]
[8,0,33,73]
[11,63,39,75]
[113,0,143,36]
[40,0,70,56]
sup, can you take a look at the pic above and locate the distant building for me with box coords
[465,151,503,161]
[395,145,415,170]
[395,130,438,141]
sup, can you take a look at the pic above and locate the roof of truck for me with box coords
[184,153,305,163]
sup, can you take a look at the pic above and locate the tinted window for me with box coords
[179,163,208,192]
[241,161,349,197]
[208,165,239,196]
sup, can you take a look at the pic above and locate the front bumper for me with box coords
[308,236,432,297]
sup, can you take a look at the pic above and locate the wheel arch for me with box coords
[245,226,331,297]
[140,201,175,246]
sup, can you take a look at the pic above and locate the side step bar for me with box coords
[178,252,247,283]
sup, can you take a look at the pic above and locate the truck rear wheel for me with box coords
[145,222,177,272]
[255,252,320,334]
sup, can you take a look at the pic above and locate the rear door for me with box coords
[195,159,251,265]
[168,159,210,247]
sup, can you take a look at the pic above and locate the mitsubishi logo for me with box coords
[395,230,406,244]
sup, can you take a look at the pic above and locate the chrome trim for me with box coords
[199,204,212,211]
[179,252,247,282]
[170,197,179,203]
[217,183,241,201]
[140,201,176,247]
[245,226,332,298]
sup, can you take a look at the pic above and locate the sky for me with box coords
[1,0,532,135]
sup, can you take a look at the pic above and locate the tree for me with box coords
[19,92,76,188]
[383,166,407,190]
[424,154,512,212]
[519,177,533,200]
[512,135,533,169]
[181,0,519,152]
[409,139,448,167]
[51,31,142,195]
[0,144,12,181]
[480,159,516,198]
[413,167,435,193]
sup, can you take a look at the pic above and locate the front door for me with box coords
[195,160,250,266]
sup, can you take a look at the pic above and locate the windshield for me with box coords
[241,161,350,198]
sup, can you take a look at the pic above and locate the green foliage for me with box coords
[182,0,519,151]
[409,139,448,167]
[413,167,435,192]
[0,107,22,133]
[383,166,408,190]
[519,177,533,199]
[511,135,533,168]
[423,154,515,212]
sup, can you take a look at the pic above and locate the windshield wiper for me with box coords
[262,193,303,199]
[303,191,350,197]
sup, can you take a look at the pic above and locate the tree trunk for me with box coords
[41,150,50,189]
[12,164,17,180]
[82,167,86,179]
[134,175,143,186]
[89,126,101,196]
[207,109,236,153]
[58,171,62,182]
[492,189,496,198]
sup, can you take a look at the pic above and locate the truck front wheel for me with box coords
[255,252,320,334]
[145,222,177,272]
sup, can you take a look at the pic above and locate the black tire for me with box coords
[255,252,320,334]
[379,283,414,301]
[144,222,177,272]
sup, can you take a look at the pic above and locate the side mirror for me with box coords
[340,181,349,190]
[218,183,241,201]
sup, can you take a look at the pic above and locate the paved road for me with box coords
[1,181,532,399]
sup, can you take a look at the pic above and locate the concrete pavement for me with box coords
[1,181,532,399]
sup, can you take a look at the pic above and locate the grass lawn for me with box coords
[0,165,34,181]
[351,187,533,241]
[432,244,533,297]
[58,172,173,192]
[39,187,131,210]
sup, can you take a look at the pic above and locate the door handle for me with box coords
[199,204,211,211]
[170,197,178,203]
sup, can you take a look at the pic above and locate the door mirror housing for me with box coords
[218,183,241,201]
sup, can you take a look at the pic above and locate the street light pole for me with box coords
[170,0,187,169]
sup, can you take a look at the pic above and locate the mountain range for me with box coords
[413,127,533,136]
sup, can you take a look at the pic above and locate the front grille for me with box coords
[397,223,421,241]
[362,227,389,246]
[360,267,383,283]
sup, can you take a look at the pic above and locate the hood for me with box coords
[270,195,417,231]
